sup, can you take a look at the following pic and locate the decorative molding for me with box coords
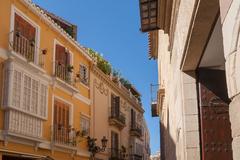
[74,93,91,105]
[0,48,8,60]
[91,65,144,113]
[94,78,109,96]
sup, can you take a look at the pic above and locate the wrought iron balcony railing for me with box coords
[9,30,45,68]
[109,108,126,129]
[55,62,73,84]
[109,148,126,160]
[130,123,143,137]
[51,124,77,147]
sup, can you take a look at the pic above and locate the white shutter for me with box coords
[39,84,47,118]
[23,75,31,111]
[31,79,39,114]
[12,70,22,108]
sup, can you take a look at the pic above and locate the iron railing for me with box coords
[109,148,126,160]
[109,107,126,125]
[55,62,73,84]
[9,30,45,68]
[51,124,77,147]
[130,123,143,137]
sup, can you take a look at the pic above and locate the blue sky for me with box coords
[33,0,159,154]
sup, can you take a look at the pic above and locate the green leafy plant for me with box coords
[88,48,112,75]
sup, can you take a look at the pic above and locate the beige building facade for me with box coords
[90,65,149,160]
[139,0,240,160]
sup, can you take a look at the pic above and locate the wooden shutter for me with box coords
[54,100,70,128]
[111,131,119,150]
[131,109,136,127]
[111,94,115,116]
[55,44,66,65]
[115,96,120,117]
[14,13,36,40]
[55,44,70,66]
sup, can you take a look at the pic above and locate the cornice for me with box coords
[91,65,144,113]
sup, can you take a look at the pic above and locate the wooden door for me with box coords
[111,131,119,157]
[198,68,233,160]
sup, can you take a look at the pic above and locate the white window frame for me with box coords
[10,5,41,65]
[79,63,89,86]
[53,39,74,76]
[7,63,48,120]
[80,114,90,136]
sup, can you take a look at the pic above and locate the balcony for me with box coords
[55,62,73,85]
[130,123,143,137]
[9,30,45,68]
[109,148,126,160]
[4,110,43,142]
[51,124,77,149]
[109,109,126,129]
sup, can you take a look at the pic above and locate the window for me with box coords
[12,70,22,108]
[53,100,71,145]
[39,84,47,117]
[13,13,37,62]
[111,94,120,117]
[9,68,48,118]
[79,64,89,85]
[131,109,136,127]
[80,115,90,136]
[55,43,72,83]
[53,100,70,127]
[111,131,119,157]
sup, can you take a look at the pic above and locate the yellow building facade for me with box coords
[0,0,92,159]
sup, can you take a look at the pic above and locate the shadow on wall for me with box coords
[160,120,177,160]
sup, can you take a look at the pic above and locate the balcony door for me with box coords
[53,99,70,144]
[131,109,136,127]
[55,44,71,82]
[111,94,120,117]
[14,13,36,61]
[111,131,119,158]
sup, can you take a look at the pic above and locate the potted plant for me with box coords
[67,65,74,72]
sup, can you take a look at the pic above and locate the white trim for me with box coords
[54,78,79,94]
[0,48,8,59]
[79,63,90,87]
[10,5,41,65]
[52,95,74,126]
[3,61,49,119]
[80,112,91,119]
[74,93,91,105]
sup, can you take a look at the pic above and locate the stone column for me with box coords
[181,72,200,160]
[221,0,240,159]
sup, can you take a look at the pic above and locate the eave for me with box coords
[148,31,159,59]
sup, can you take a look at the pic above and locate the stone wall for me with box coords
[221,0,240,159]
[157,0,201,159]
